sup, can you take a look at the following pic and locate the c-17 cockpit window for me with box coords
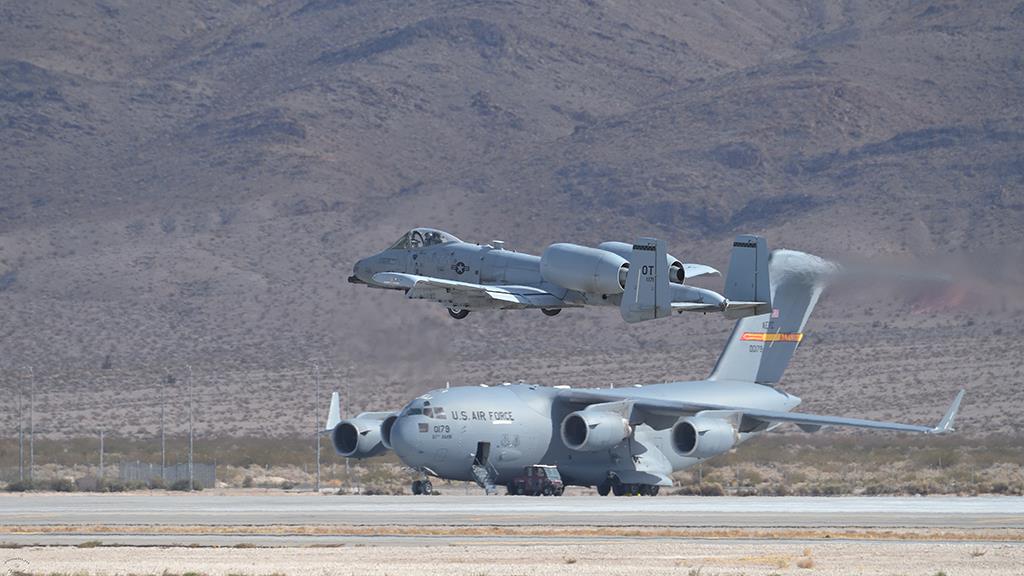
[419,407,447,419]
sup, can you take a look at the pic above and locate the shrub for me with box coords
[48,478,76,492]
[102,480,127,493]
[700,483,725,496]
[4,480,33,492]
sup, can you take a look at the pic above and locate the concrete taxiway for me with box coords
[3,494,1022,575]
[2,494,1023,543]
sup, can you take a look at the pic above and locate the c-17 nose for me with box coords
[388,416,424,464]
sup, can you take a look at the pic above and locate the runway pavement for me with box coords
[3,494,1023,546]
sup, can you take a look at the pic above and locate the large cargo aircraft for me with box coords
[330,237,964,496]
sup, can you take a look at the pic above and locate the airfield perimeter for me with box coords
[2,494,1024,575]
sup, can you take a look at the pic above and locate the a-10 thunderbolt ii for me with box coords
[329,236,965,496]
[348,227,768,321]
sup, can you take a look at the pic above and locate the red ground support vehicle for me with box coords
[506,465,564,496]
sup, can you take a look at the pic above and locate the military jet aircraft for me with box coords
[348,227,768,322]
[329,236,965,496]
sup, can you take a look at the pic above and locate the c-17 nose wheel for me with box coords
[597,483,611,496]
[541,308,561,317]
[411,480,433,495]
[447,307,470,319]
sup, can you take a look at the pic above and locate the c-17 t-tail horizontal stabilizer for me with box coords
[620,237,672,323]
[723,235,772,319]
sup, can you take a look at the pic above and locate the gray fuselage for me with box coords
[387,381,800,487]
[353,242,711,309]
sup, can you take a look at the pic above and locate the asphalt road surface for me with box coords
[3,494,1023,539]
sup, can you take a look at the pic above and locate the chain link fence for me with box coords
[120,462,216,489]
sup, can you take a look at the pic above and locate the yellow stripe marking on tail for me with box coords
[740,332,804,343]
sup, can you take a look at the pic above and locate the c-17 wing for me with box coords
[557,388,965,435]
[371,272,572,310]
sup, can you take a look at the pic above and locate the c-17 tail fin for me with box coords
[710,248,836,384]
[325,391,341,431]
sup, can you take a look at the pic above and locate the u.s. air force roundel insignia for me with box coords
[451,262,468,275]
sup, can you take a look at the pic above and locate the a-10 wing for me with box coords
[557,388,965,435]
[371,272,572,309]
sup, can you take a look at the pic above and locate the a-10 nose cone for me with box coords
[349,258,369,284]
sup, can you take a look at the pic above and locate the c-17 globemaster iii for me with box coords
[330,236,965,496]
[348,228,769,322]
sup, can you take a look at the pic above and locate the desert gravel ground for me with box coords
[3,540,1024,576]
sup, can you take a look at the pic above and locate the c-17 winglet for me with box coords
[930,389,966,434]
[325,391,342,431]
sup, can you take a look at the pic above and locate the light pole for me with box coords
[314,362,321,493]
[161,370,167,482]
[187,364,194,491]
[99,429,105,481]
[28,366,34,484]
[17,382,24,482]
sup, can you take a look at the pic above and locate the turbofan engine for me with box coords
[560,410,633,451]
[670,416,737,459]
[596,241,685,283]
[331,416,389,458]
[540,243,628,295]
[380,414,398,450]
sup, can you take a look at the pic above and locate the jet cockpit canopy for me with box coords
[389,228,461,249]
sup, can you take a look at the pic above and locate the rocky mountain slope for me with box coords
[0,0,1022,440]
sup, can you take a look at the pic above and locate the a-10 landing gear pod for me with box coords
[447,307,470,319]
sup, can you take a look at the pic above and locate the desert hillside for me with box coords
[0,0,1022,441]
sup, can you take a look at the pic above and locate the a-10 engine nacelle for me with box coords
[331,415,394,458]
[671,416,738,459]
[597,241,686,283]
[540,243,628,295]
[560,409,633,451]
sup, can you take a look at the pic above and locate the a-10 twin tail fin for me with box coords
[620,235,772,323]
[722,234,773,319]
[620,237,672,323]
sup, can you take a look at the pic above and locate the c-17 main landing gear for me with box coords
[447,307,470,319]
[604,479,659,496]
[411,479,433,495]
